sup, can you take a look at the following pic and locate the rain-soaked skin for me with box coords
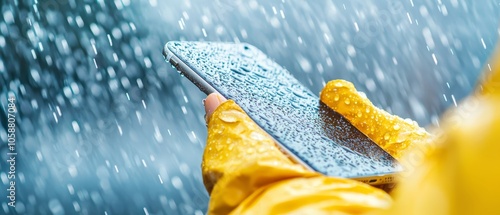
[202,79,432,214]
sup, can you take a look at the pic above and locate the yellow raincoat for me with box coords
[202,47,500,214]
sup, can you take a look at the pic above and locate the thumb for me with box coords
[204,93,227,123]
[320,80,432,160]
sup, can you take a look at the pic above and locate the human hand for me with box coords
[201,80,431,214]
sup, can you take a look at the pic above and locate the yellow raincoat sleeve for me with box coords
[202,82,431,214]
[202,48,500,215]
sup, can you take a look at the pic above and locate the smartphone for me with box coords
[163,41,401,185]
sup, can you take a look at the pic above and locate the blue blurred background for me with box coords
[0,0,499,214]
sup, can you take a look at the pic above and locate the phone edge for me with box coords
[162,42,399,185]
[163,42,317,171]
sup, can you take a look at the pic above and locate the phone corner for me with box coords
[162,42,173,57]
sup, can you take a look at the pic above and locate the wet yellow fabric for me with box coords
[385,48,500,215]
[204,100,392,214]
[202,49,500,214]
[320,80,433,162]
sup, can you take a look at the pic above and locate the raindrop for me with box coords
[296,54,311,73]
[432,53,438,65]
[383,133,390,140]
[0,36,5,47]
[30,69,41,84]
[344,98,350,105]
[72,121,80,133]
[48,199,64,215]
[347,45,356,57]
[451,94,457,107]
[202,28,207,37]
[107,34,113,46]
[171,176,183,189]
[68,165,78,177]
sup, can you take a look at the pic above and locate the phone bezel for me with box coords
[163,42,399,185]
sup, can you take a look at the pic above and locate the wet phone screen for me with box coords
[164,41,400,181]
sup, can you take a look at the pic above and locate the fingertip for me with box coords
[216,93,227,103]
[204,93,226,123]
